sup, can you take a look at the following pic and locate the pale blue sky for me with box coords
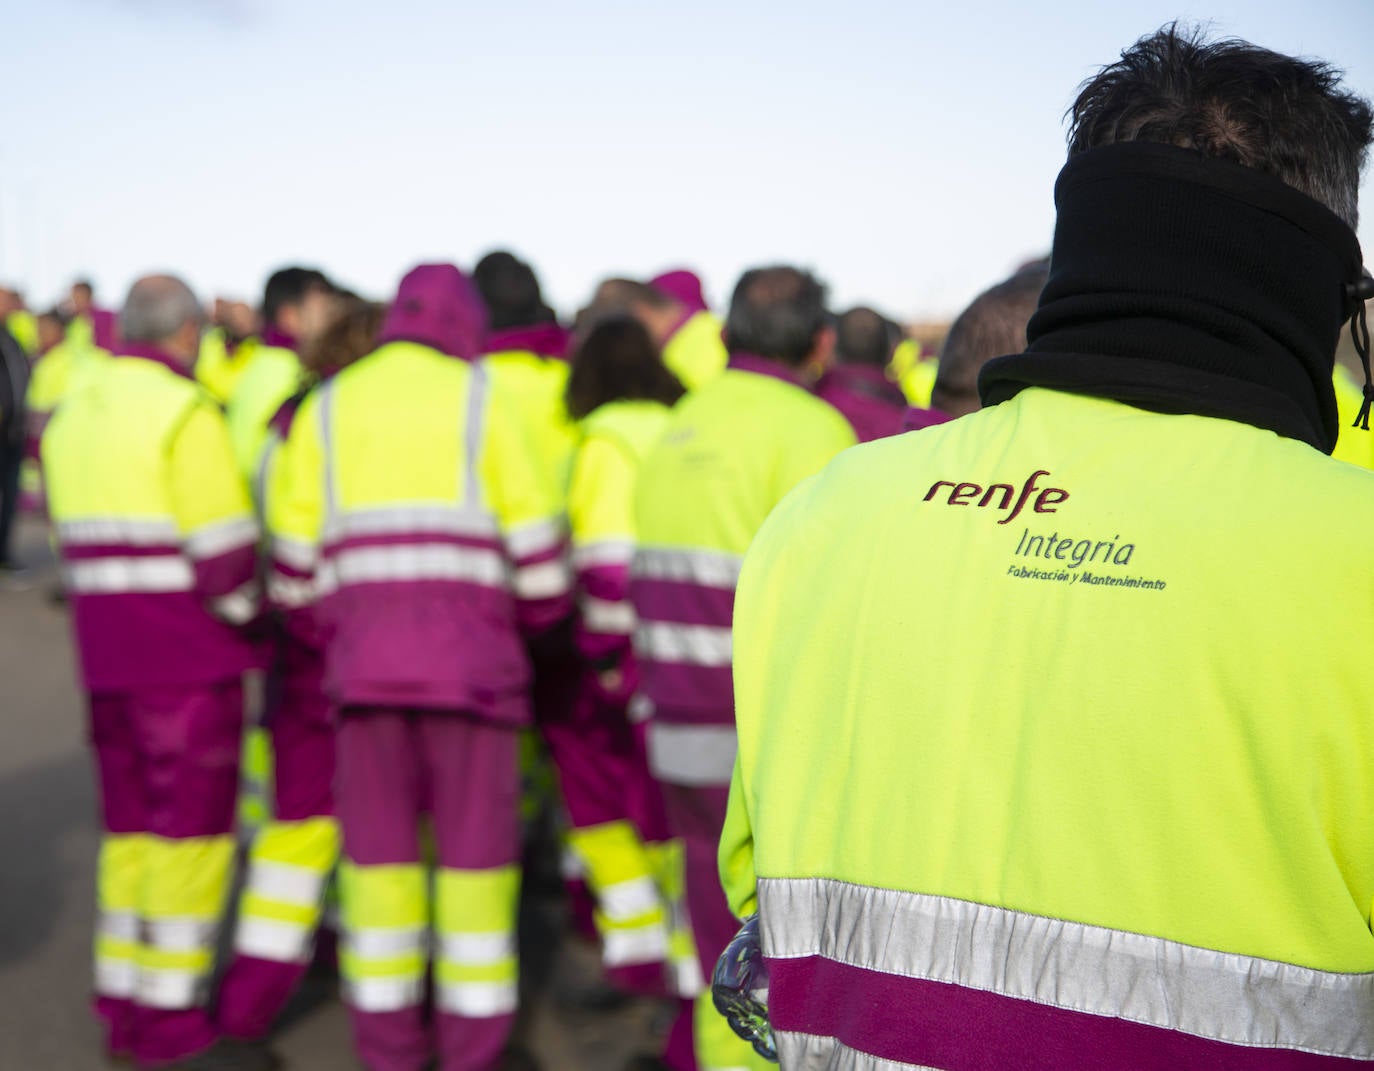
[4,0,1373,320]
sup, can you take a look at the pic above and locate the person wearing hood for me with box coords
[267,264,572,1071]
[719,26,1374,1067]
[589,272,727,390]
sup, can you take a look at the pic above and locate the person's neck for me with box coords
[979,142,1363,453]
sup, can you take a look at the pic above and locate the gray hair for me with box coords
[121,275,203,343]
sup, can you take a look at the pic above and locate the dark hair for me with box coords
[71,279,93,296]
[723,266,828,367]
[588,278,677,315]
[1069,23,1374,228]
[933,264,1049,418]
[473,251,555,331]
[300,299,386,378]
[565,315,684,421]
[835,306,901,368]
[262,267,332,328]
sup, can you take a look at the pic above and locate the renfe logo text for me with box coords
[922,470,1068,525]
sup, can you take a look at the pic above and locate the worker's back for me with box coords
[724,385,1374,1065]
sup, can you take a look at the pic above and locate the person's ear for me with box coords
[802,324,836,382]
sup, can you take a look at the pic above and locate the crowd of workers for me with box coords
[7,22,1374,1071]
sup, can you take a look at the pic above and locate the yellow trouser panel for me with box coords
[647,839,702,997]
[567,820,669,968]
[434,866,520,1018]
[339,862,428,1013]
[138,835,235,1009]
[95,834,148,999]
[237,727,274,838]
[235,816,340,963]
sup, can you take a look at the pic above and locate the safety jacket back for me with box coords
[722,386,1374,1067]
[631,356,855,784]
[42,348,261,692]
[662,310,728,391]
[568,399,673,667]
[196,329,258,404]
[267,341,572,720]
[227,343,302,480]
[480,342,577,499]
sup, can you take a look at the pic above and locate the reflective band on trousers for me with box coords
[346,976,425,1013]
[647,722,737,786]
[248,860,326,907]
[65,556,194,594]
[635,621,732,667]
[96,957,138,998]
[138,967,203,1010]
[603,922,670,967]
[776,1033,940,1070]
[319,543,505,590]
[435,979,519,1018]
[582,596,636,635]
[757,878,1374,1059]
[437,932,515,966]
[236,916,313,964]
[633,546,742,589]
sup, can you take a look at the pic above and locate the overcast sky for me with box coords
[4,0,1373,320]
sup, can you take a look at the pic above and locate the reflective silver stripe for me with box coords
[318,380,337,522]
[635,621,732,667]
[646,722,737,786]
[65,556,194,594]
[436,931,515,967]
[321,544,505,590]
[603,922,669,967]
[345,975,425,1013]
[506,518,564,560]
[463,362,488,508]
[183,515,258,560]
[435,979,518,1018]
[210,582,258,625]
[324,505,499,543]
[633,546,741,589]
[267,572,316,608]
[249,860,325,907]
[99,910,140,943]
[95,957,138,998]
[273,535,318,573]
[57,517,179,546]
[235,916,313,964]
[573,539,634,570]
[582,596,636,635]
[627,694,655,725]
[670,953,705,999]
[345,926,428,959]
[775,1033,938,1071]
[145,917,217,953]
[512,559,572,600]
[137,967,203,1009]
[599,876,662,922]
[758,878,1374,1059]
[560,845,585,880]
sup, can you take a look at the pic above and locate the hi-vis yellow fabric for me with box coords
[480,346,577,498]
[1332,363,1374,469]
[227,344,301,480]
[197,330,259,405]
[724,386,1374,977]
[892,338,937,407]
[662,311,727,391]
[568,400,672,555]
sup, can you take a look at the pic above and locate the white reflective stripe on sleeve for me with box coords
[603,922,669,967]
[582,597,636,635]
[345,975,425,1013]
[99,910,140,942]
[435,979,519,1018]
[272,535,318,573]
[318,380,338,522]
[560,845,585,880]
[757,878,1374,1059]
[633,546,742,589]
[627,694,655,724]
[599,876,662,922]
[65,556,195,594]
[436,931,516,967]
[512,558,572,600]
[137,967,204,1010]
[635,621,732,667]
[145,916,218,953]
[95,957,138,998]
[506,518,565,559]
[235,916,313,964]
[775,1034,938,1071]
[573,539,635,571]
[249,860,326,907]
[344,926,428,959]
[462,362,488,509]
[210,582,258,625]
[647,722,737,787]
[324,505,499,543]
[183,515,258,560]
[267,573,316,608]
[321,544,505,590]
[57,517,180,546]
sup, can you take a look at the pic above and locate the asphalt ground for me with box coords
[0,516,663,1070]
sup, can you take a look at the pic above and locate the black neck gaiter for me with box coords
[978,142,1364,454]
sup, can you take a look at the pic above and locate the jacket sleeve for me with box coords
[479,373,574,636]
[263,392,326,616]
[167,399,261,627]
[720,751,759,920]
[567,433,638,663]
